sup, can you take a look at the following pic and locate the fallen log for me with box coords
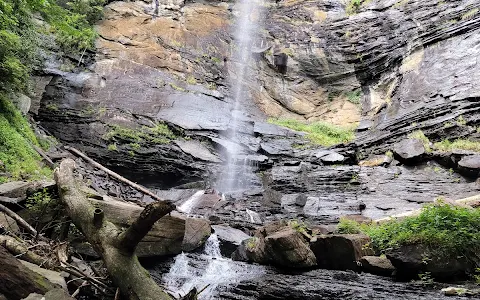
[0,246,56,299]
[0,235,56,269]
[64,146,165,202]
[55,159,175,300]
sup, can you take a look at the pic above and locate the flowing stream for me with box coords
[163,234,265,299]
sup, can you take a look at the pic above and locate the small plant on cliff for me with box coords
[346,89,363,105]
[268,118,355,147]
[408,130,432,153]
[434,139,480,152]
[346,0,367,15]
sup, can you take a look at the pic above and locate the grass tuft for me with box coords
[434,139,480,152]
[268,118,355,147]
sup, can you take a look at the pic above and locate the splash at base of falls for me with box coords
[163,234,265,299]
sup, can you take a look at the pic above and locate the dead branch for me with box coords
[0,203,37,236]
[116,201,175,253]
[55,159,175,300]
[32,144,55,168]
[64,146,165,202]
[0,235,56,268]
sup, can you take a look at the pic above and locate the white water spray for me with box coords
[163,234,264,299]
[178,190,205,214]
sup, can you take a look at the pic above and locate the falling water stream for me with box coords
[163,234,265,299]
[163,0,266,297]
[215,0,264,194]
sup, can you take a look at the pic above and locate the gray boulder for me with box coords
[212,225,250,257]
[393,139,426,163]
[360,256,395,277]
[457,155,480,177]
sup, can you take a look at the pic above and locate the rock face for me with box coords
[310,234,374,271]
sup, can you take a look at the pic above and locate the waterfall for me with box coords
[163,234,265,299]
[215,0,264,195]
[178,190,205,214]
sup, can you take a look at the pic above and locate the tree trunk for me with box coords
[55,159,175,300]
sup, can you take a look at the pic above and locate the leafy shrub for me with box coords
[346,89,363,105]
[268,118,355,146]
[362,203,480,261]
[337,217,362,234]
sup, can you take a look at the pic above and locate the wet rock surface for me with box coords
[220,268,463,300]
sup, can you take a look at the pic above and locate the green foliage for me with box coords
[337,217,362,234]
[268,118,355,147]
[40,0,105,53]
[105,123,176,145]
[461,8,479,20]
[346,89,363,105]
[408,130,432,152]
[26,188,53,213]
[362,203,480,262]
[434,139,480,152]
[0,0,41,92]
[289,219,308,234]
[346,0,366,15]
[107,143,117,151]
[0,95,52,182]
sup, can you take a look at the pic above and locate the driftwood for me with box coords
[55,159,175,300]
[64,146,165,202]
[0,203,37,237]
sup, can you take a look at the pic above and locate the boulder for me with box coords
[23,289,74,300]
[232,222,317,269]
[0,180,55,199]
[359,256,395,277]
[211,225,250,257]
[393,139,426,163]
[314,150,345,164]
[263,228,317,268]
[386,244,479,281]
[457,155,480,177]
[310,234,374,271]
